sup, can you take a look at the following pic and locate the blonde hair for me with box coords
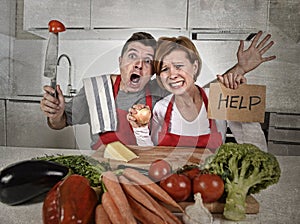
[154,36,202,87]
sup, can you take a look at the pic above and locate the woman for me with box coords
[127,36,268,152]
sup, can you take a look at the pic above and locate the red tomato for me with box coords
[160,173,191,202]
[193,174,224,203]
[148,159,171,182]
[182,167,201,180]
[48,20,66,33]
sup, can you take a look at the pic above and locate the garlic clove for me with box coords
[183,193,213,224]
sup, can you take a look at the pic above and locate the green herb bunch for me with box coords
[35,154,111,187]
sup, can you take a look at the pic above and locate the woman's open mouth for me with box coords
[169,81,184,88]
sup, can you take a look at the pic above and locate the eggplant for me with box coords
[0,160,69,205]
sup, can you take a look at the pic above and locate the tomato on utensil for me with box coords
[160,173,191,202]
[193,173,224,203]
[48,20,66,33]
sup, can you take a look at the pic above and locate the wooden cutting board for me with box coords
[92,145,213,170]
[92,145,259,214]
[164,195,259,214]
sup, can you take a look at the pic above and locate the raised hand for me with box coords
[236,31,276,74]
[127,104,151,128]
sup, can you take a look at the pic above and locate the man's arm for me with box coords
[203,31,276,88]
[47,113,67,130]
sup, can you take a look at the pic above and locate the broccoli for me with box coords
[208,143,281,221]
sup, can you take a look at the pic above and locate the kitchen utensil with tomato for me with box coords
[44,20,65,98]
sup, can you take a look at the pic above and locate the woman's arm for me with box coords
[127,104,154,146]
[132,126,154,146]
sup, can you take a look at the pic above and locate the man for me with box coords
[40,31,275,149]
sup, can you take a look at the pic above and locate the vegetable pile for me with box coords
[0,143,281,223]
[208,143,281,221]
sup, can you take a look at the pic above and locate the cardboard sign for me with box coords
[208,83,266,123]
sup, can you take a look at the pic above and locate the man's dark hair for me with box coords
[121,32,157,56]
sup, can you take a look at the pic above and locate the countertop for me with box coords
[0,146,299,224]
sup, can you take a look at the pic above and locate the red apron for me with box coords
[92,76,152,150]
[157,87,222,152]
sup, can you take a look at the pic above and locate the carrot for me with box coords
[127,195,165,224]
[159,203,183,224]
[95,204,112,224]
[129,181,179,224]
[123,168,184,213]
[119,175,168,223]
[101,191,124,224]
[102,171,137,224]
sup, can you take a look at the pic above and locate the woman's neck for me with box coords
[174,85,202,121]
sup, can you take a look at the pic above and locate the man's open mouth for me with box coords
[130,73,141,84]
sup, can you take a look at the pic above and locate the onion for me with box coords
[133,107,151,125]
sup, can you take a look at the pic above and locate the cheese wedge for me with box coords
[104,141,139,162]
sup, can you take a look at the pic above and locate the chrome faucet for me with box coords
[57,54,76,96]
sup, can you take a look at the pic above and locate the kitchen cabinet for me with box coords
[188,0,269,31]
[0,0,12,97]
[6,99,77,149]
[13,39,46,96]
[22,0,188,39]
[268,112,300,156]
[23,0,90,30]
[91,0,187,29]
[0,0,11,36]
[0,100,6,146]
[23,0,187,30]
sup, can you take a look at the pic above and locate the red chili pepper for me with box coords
[43,175,98,224]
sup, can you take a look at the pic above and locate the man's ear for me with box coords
[118,56,122,66]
